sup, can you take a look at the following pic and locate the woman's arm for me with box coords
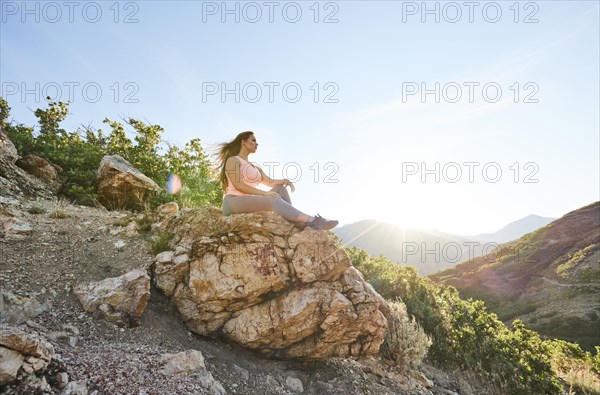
[225,157,275,196]
[258,167,278,187]
[258,167,295,192]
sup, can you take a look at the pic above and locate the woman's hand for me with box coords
[282,179,296,192]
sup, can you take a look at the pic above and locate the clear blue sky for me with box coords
[1,0,598,235]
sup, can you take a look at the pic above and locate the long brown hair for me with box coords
[215,131,254,192]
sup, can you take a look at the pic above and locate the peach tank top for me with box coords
[225,156,262,196]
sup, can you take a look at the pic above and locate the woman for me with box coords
[216,131,338,231]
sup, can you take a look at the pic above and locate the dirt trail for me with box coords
[541,277,600,288]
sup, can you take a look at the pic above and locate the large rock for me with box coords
[158,350,225,394]
[16,154,62,181]
[0,292,46,324]
[0,127,18,163]
[158,350,205,376]
[74,269,151,326]
[158,202,179,218]
[96,155,162,210]
[0,326,56,386]
[0,217,33,239]
[0,129,58,200]
[153,207,390,360]
[0,347,24,385]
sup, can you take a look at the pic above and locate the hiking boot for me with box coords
[305,214,338,231]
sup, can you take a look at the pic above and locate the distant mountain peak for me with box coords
[470,214,557,244]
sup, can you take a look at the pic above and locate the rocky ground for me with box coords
[1,196,474,395]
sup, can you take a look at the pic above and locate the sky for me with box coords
[1,0,599,235]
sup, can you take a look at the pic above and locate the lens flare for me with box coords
[166,174,182,194]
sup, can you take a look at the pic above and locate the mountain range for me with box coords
[333,214,557,275]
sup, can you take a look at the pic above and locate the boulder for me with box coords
[0,155,54,202]
[96,155,162,210]
[158,202,179,218]
[158,350,225,394]
[0,325,56,386]
[158,350,205,376]
[73,269,151,326]
[0,217,33,238]
[0,292,46,324]
[0,127,19,164]
[0,347,24,385]
[153,207,390,360]
[0,127,54,200]
[0,326,55,361]
[285,376,304,393]
[15,154,62,181]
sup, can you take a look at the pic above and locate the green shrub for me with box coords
[592,347,600,375]
[135,213,153,233]
[28,203,47,214]
[547,341,600,394]
[0,95,10,125]
[1,96,222,209]
[380,299,431,371]
[556,244,598,280]
[347,246,563,394]
[148,232,174,255]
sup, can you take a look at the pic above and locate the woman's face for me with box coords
[243,134,258,153]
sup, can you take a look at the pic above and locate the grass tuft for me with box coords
[49,209,70,219]
[148,232,174,255]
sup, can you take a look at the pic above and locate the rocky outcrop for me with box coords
[74,269,151,327]
[96,155,162,210]
[0,292,46,325]
[0,217,33,239]
[0,325,85,393]
[0,326,55,386]
[0,347,24,385]
[157,201,179,218]
[16,154,63,181]
[0,127,18,164]
[153,207,390,360]
[0,131,54,201]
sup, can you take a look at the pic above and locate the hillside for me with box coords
[332,215,555,275]
[430,202,600,351]
[426,214,556,244]
[0,198,472,395]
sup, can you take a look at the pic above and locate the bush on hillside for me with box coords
[346,246,582,395]
[1,96,222,208]
[380,299,431,371]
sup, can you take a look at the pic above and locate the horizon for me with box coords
[1,1,599,235]
[336,210,563,236]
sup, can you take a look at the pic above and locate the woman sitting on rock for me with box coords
[216,131,338,231]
